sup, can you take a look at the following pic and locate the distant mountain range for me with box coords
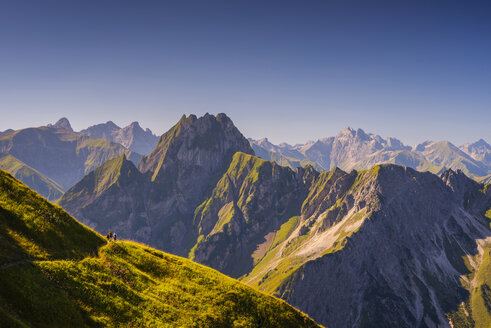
[0,122,141,200]
[250,128,491,182]
[58,113,491,327]
[79,119,159,155]
[0,118,158,200]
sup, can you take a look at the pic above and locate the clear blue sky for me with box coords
[0,0,489,146]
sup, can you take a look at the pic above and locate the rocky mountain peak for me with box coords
[440,168,478,197]
[473,138,489,147]
[48,117,73,131]
[256,137,275,149]
[460,138,491,155]
[355,128,369,140]
[413,140,434,152]
[338,126,356,137]
[128,121,142,130]
[104,120,120,129]
[136,113,254,222]
[79,120,157,155]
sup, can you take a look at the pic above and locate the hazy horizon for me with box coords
[2,113,488,149]
[1,1,490,146]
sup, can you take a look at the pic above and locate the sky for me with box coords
[0,0,490,146]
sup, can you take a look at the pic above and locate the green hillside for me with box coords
[0,154,64,201]
[0,170,321,328]
[447,202,491,328]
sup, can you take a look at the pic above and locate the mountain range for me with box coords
[0,118,159,200]
[0,169,321,327]
[58,113,491,327]
[79,119,159,155]
[60,113,254,254]
[250,128,491,182]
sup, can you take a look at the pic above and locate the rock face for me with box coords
[0,126,141,193]
[239,165,491,328]
[250,128,491,180]
[60,113,254,255]
[460,138,491,168]
[191,152,316,276]
[47,117,73,131]
[80,120,159,155]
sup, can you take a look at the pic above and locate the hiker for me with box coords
[113,232,117,241]
[107,231,113,243]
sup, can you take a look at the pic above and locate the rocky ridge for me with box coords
[80,120,159,155]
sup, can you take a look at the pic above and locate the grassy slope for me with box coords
[0,170,321,328]
[447,198,491,328]
[59,155,136,206]
[0,170,104,266]
[0,154,64,201]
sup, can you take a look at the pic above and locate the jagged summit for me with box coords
[460,138,491,167]
[339,126,355,135]
[440,167,480,197]
[79,120,121,139]
[139,112,254,180]
[80,120,158,155]
[251,125,489,180]
[47,117,73,131]
[471,138,490,147]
